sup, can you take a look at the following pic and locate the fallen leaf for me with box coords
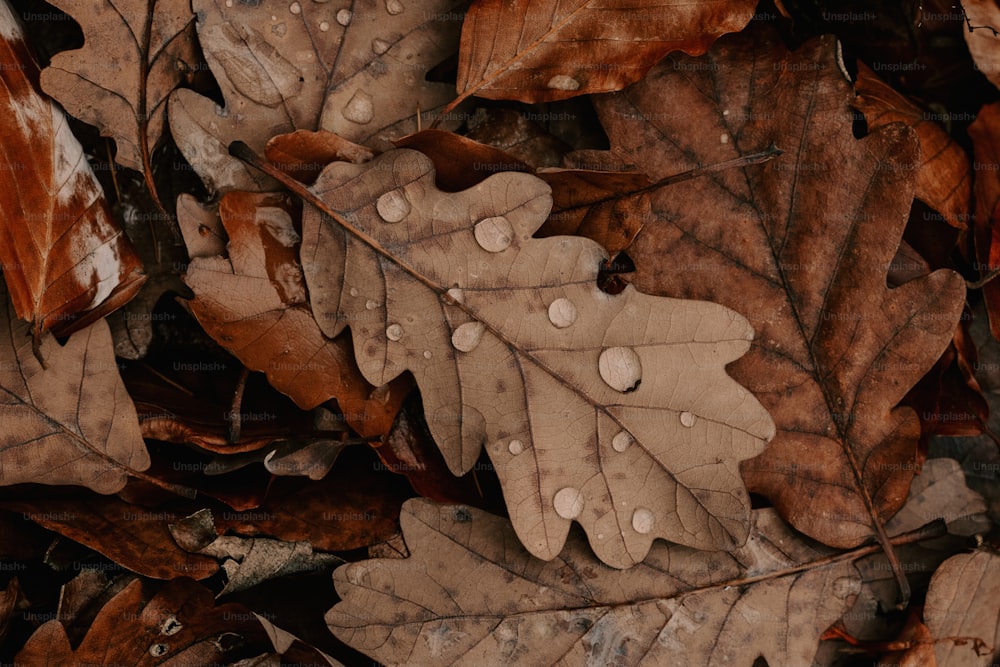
[393,128,532,191]
[923,550,1000,666]
[961,0,1000,91]
[169,0,465,192]
[182,190,410,436]
[595,29,966,550]
[15,578,271,665]
[327,498,860,667]
[266,129,375,185]
[453,0,758,105]
[39,0,198,197]
[0,281,150,494]
[968,102,1000,341]
[464,107,571,167]
[262,142,781,569]
[853,62,971,229]
[0,492,219,580]
[0,0,145,341]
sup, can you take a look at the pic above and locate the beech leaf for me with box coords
[595,29,966,552]
[268,145,778,568]
[0,1,145,340]
[0,281,150,494]
[453,0,758,105]
[327,498,860,667]
[39,0,198,183]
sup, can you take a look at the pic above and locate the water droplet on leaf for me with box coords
[508,439,524,455]
[680,411,696,427]
[336,8,352,24]
[372,38,391,55]
[386,0,404,14]
[632,507,654,534]
[612,430,633,452]
[451,322,485,352]
[547,298,577,328]
[365,299,379,310]
[598,347,642,392]
[473,216,514,252]
[546,74,580,91]
[376,189,410,222]
[553,487,584,519]
[319,20,330,31]
[289,1,301,14]
[386,323,403,341]
[342,90,374,124]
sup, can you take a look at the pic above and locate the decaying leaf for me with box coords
[15,578,271,665]
[0,0,145,341]
[327,498,860,667]
[169,0,464,192]
[0,281,150,494]
[282,144,776,568]
[39,0,198,188]
[453,0,758,105]
[596,29,966,550]
[182,190,410,437]
[961,0,1000,91]
[923,550,1000,666]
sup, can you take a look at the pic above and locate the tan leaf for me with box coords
[0,281,149,494]
[924,551,1000,666]
[961,0,1000,91]
[169,0,464,192]
[182,190,409,437]
[0,1,145,341]
[595,29,965,551]
[39,0,198,182]
[853,62,971,229]
[290,146,774,567]
[453,0,757,105]
[327,498,860,667]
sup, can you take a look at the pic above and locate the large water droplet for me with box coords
[473,216,514,252]
[612,430,633,452]
[386,0,405,13]
[342,90,374,124]
[508,439,524,455]
[680,411,696,428]
[371,38,391,55]
[547,298,577,328]
[546,74,580,91]
[451,322,485,352]
[598,347,642,392]
[336,8,352,25]
[376,189,410,222]
[386,323,403,341]
[445,287,464,304]
[289,1,302,14]
[365,299,379,310]
[553,487,583,519]
[632,507,654,534]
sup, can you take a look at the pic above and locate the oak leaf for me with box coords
[453,0,758,105]
[594,29,966,550]
[287,146,775,568]
[182,190,409,437]
[0,281,150,494]
[0,0,145,341]
[326,498,860,667]
[38,0,198,192]
[169,0,464,192]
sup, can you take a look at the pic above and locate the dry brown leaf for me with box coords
[169,0,464,192]
[453,0,758,105]
[595,29,965,552]
[327,498,860,667]
[39,0,198,189]
[968,102,1000,341]
[0,281,149,494]
[924,551,1000,666]
[288,146,775,568]
[464,107,571,167]
[182,190,408,437]
[15,578,271,665]
[266,129,375,185]
[853,62,971,229]
[0,1,145,342]
[961,0,1000,90]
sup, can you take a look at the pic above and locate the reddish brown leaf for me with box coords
[595,30,965,554]
[266,130,375,185]
[0,1,145,340]
[0,493,218,580]
[464,108,571,167]
[393,129,532,191]
[969,101,1000,341]
[454,0,758,105]
[853,62,971,229]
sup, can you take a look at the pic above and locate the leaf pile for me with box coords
[0,0,998,665]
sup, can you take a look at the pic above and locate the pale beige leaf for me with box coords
[327,499,859,667]
[302,149,774,567]
[962,0,1000,91]
[0,282,149,494]
[169,0,464,192]
[924,551,1000,666]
